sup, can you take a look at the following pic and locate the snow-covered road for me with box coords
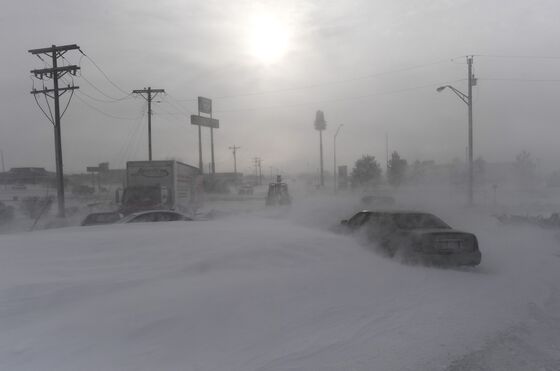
[0,203,559,370]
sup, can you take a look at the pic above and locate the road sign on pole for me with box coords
[194,96,218,174]
[198,97,212,115]
[191,115,219,129]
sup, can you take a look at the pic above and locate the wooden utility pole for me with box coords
[467,56,474,206]
[253,157,262,185]
[29,44,80,218]
[258,158,263,185]
[229,145,241,174]
[132,87,165,161]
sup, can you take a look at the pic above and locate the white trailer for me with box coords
[119,161,202,216]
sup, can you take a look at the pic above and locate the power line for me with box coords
[74,93,143,120]
[77,88,134,103]
[214,79,466,114]
[61,53,132,102]
[78,49,132,96]
[474,54,560,60]
[174,59,452,102]
[479,77,560,83]
[79,72,132,101]
[42,81,55,122]
[117,105,148,165]
[164,93,193,115]
[114,103,147,162]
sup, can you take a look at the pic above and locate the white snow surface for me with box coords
[1,195,560,370]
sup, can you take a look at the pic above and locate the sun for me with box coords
[245,12,291,65]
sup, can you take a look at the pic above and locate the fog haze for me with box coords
[1,0,559,173]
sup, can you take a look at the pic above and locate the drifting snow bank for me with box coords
[0,214,559,370]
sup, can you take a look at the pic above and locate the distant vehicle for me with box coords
[116,210,193,224]
[266,175,291,206]
[238,184,254,195]
[339,210,481,266]
[81,212,124,226]
[117,161,202,216]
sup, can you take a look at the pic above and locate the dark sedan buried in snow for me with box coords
[116,210,193,223]
[81,211,124,226]
[340,210,481,266]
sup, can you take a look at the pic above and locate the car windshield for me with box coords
[391,213,450,229]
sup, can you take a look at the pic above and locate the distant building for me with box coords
[0,167,56,185]
[203,172,243,193]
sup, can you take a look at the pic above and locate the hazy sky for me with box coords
[1,0,560,174]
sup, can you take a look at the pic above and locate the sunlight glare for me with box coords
[245,13,291,65]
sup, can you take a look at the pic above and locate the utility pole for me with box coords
[0,150,5,173]
[258,158,263,185]
[253,157,259,185]
[29,44,80,218]
[229,145,241,175]
[253,157,263,185]
[385,133,389,171]
[210,114,215,175]
[198,123,203,173]
[467,56,474,206]
[436,55,476,206]
[314,110,327,187]
[333,124,343,192]
[132,87,165,161]
[0,150,6,190]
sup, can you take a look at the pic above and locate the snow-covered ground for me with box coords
[1,190,560,370]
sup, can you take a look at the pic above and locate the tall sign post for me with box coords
[314,110,327,187]
[191,97,219,174]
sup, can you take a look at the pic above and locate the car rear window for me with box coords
[391,213,450,229]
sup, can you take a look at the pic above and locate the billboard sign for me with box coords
[191,115,219,129]
[198,96,212,115]
[98,162,109,172]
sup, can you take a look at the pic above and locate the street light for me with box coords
[436,56,475,205]
[333,124,343,192]
[314,110,327,187]
[0,150,5,190]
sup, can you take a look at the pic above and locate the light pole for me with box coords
[314,110,327,187]
[436,56,476,205]
[0,150,5,190]
[0,150,5,173]
[333,124,343,192]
